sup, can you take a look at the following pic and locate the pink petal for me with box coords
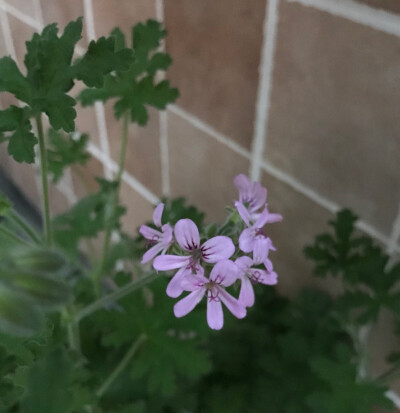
[239,275,255,307]
[255,205,282,227]
[233,174,251,200]
[235,256,253,273]
[253,237,270,263]
[180,271,208,292]
[153,203,164,228]
[218,288,246,319]
[238,229,254,253]
[209,260,240,287]
[166,267,188,298]
[257,270,278,285]
[264,257,274,272]
[153,255,190,271]
[207,297,224,330]
[250,183,267,212]
[161,223,173,244]
[201,236,235,263]
[174,219,200,251]
[174,288,205,318]
[235,201,251,227]
[141,243,164,264]
[139,225,161,241]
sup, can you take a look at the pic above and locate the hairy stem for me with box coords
[64,308,81,353]
[8,210,42,244]
[96,334,147,399]
[76,273,158,322]
[93,112,130,295]
[0,225,30,246]
[35,114,52,246]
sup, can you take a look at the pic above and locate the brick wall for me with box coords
[0,0,400,396]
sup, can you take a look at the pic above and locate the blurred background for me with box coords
[0,0,400,400]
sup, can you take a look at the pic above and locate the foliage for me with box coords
[0,15,398,413]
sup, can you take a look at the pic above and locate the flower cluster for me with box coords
[139,174,282,330]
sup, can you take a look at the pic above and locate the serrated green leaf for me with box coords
[47,129,90,183]
[0,57,31,103]
[0,106,37,163]
[74,36,134,88]
[79,20,178,126]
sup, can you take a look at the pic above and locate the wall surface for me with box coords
[0,0,400,398]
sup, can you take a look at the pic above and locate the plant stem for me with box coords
[93,112,130,295]
[96,334,147,399]
[8,210,42,244]
[0,225,30,246]
[64,308,81,353]
[76,273,158,322]
[35,114,52,246]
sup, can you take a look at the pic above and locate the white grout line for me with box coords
[87,143,159,205]
[250,0,280,182]
[82,0,96,40]
[155,0,171,197]
[0,0,42,31]
[3,0,400,255]
[31,0,43,25]
[387,202,400,256]
[261,159,399,252]
[386,390,400,409]
[169,103,399,253]
[0,2,16,59]
[169,104,252,160]
[288,0,400,38]
[159,110,170,197]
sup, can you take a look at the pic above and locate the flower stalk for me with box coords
[96,333,147,398]
[35,114,52,246]
[93,112,130,295]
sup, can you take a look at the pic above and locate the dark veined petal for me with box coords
[201,236,235,263]
[174,219,200,251]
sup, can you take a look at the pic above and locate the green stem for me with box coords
[63,308,81,353]
[96,334,147,399]
[0,225,30,246]
[76,273,158,322]
[8,210,42,244]
[93,112,130,295]
[35,114,52,246]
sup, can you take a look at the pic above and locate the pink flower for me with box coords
[139,203,173,264]
[234,174,267,220]
[236,202,281,263]
[235,256,278,307]
[174,260,246,330]
[166,262,203,298]
[153,219,235,272]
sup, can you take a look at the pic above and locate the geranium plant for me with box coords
[0,17,398,413]
[0,17,282,412]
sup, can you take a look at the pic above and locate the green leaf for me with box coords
[20,348,90,413]
[0,282,44,337]
[307,346,393,413]
[0,192,12,216]
[92,277,211,396]
[79,20,178,126]
[74,36,134,88]
[53,178,125,256]
[0,106,37,163]
[47,129,90,183]
[0,57,31,103]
